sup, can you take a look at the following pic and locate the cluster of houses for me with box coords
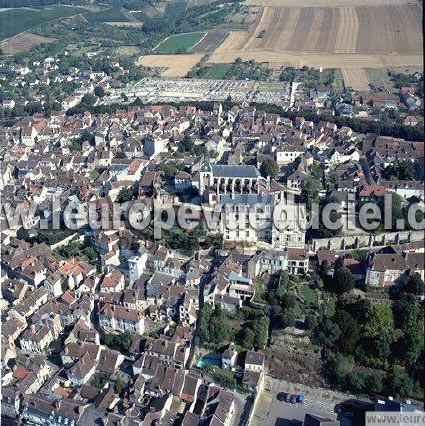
[1,95,424,425]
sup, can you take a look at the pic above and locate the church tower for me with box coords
[199,148,213,192]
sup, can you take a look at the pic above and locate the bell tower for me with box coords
[199,148,213,192]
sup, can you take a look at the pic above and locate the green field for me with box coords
[365,68,393,90]
[0,6,88,40]
[85,7,129,24]
[154,32,206,54]
[200,63,233,79]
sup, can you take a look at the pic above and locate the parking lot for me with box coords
[251,376,351,426]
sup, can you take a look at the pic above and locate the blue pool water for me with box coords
[197,357,221,368]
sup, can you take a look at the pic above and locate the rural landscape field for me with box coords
[134,0,423,89]
[0,5,88,40]
[0,0,422,89]
[209,0,423,89]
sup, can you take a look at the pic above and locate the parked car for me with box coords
[277,392,287,401]
[290,394,297,404]
[297,393,306,403]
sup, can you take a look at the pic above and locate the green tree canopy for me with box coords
[94,85,106,98]
[328,268,355,295]
[364,304,394,338]
[260,158,279,179]
[404,273,425,295]
[116,187,134,203]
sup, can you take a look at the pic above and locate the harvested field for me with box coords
[216,4,423,55]
[208,51,423,69]
[245,0,419,6]
[136,54,204,77]
[190,30,229,53]
[0,32,56,54]
[341,68,370,90]
[355,4,422,54]
[214,31,247,53]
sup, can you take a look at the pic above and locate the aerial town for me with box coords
[0,0,424,425]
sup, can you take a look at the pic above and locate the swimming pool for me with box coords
[196,357,221,369]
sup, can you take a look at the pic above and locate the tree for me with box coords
[393,193,405,227]
[116,187,134,203]
[385,368,414,399]
[179,135,194,153]
[360,333,392,361]
[82,246,98,262]
[385,160,415,180]
[203,365,237,389]
[404,273,425,295]
[330,268,355,295]
[329,170,340,184]
[239,328,255,349]
[402,322,424,367]
[91,372,110,389]
[364,304,394,338]
[276,271,290,298]
[16,227,30,241]
[301,176,321,208]
[94,85,106,98]
[346,370,367,393]
[314,317,341,349]
[253,316,268,349]
[70,140,82,152]
[104,332,134,353]
[198,304,213,343]
[325,353,349,385]
[366,372,384,395]
[81,93,96,107]
[304,314,318,330]
[114,377,125,395]
[392,293,421,330]
[335,311,360,353]
[281,310,295,328]
[260,158,279,179]
[159,160,184,179]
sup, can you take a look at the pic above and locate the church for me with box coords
[197,152,306,249]
[197,151,270,205]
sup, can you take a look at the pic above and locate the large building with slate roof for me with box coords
[199,154,269,204]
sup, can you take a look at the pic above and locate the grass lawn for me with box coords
[299,284,318,307]
[0,6,88,40]
[154,32,206,54]
[253,279,267,303]
[323,293,336,316]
